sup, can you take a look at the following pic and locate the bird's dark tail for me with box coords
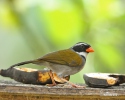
[10,60,34,68]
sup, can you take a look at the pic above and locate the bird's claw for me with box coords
[72,84,86,88]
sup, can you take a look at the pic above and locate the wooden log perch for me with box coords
[1,67,125,99]
[0,80,125,100]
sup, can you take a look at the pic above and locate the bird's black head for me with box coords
[72,42,94,53]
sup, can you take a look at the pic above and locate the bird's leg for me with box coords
[47,70,57,86]
[61,78,85,88]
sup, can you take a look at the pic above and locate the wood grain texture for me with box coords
[0,80,125,100]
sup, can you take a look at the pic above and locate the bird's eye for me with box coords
[81,45,84,49]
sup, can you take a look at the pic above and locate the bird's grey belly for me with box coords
[40,62,85,77]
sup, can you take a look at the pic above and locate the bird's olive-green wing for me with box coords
[37,49,83,67]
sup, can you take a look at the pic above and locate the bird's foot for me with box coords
[46,83,57,87]
[61,78,85,88]
[71,84,85,88]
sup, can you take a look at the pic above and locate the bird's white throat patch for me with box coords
[76,52,88,58]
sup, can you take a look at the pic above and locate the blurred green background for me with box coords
[0,0,125,83]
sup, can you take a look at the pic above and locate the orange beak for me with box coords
[86,47,94,52]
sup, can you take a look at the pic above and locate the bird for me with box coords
[10,42,94,88]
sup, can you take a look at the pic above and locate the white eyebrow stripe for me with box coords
[75,42,88,46]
